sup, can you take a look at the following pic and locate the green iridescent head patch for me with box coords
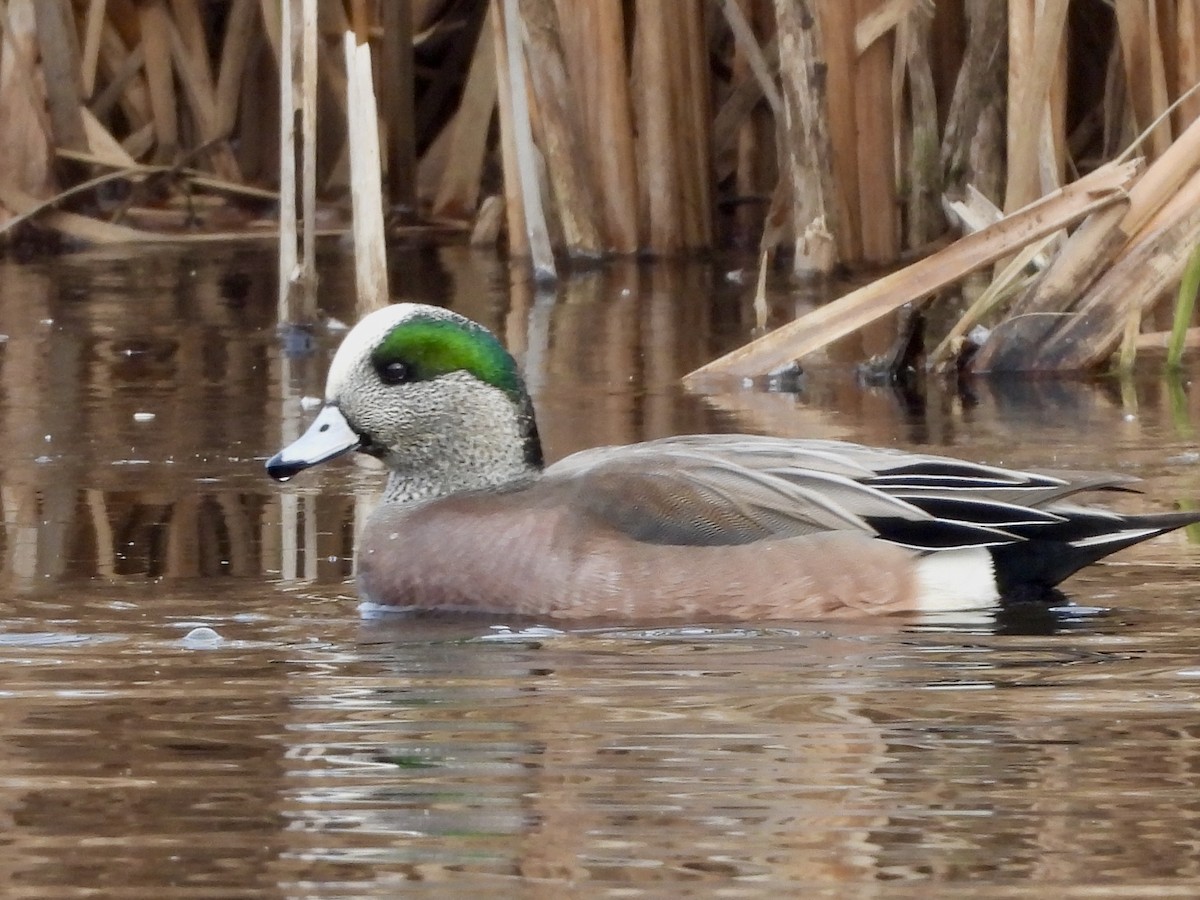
[370,311,523,400]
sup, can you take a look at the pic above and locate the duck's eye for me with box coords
[378,360,411,385]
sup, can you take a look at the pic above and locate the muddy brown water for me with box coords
[2,243,1200,897]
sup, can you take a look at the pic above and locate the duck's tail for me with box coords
[989,508,1200,598]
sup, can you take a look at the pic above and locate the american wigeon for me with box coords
[267,303,1199,620]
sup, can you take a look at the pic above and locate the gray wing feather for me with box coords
[543,434,1135,549]
[548,437,1002,546]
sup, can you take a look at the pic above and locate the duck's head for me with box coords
[266,304,543,500]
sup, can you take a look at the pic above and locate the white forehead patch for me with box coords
[325,304,421,400]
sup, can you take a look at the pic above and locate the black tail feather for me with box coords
[990,510,1200,595]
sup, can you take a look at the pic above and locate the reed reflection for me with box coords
[1,244,1198,601]
[2,245,1200,894]
[271,621,1200,887]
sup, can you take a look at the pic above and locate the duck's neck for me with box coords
[380,390,544,506]
[381,450,536,504]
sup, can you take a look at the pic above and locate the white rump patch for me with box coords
[915,547,1000,612]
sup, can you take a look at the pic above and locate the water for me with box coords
[2,244,1200,897]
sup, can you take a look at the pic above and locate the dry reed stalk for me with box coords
[469,194,505,246]
[969,198,1132,372]
[312,4,349,131]
[347,0,369,43]
[415,108,453,205]
[491,0,528,257]
[1119,108,1200,240]
[1137,327,1200,351]
[1177,2,1200,130]
[1003,0,1068,212]
[683,161,1138,383]
[750,176,795,326]
[93,25,150,127]
[727,0,778,246]
[775,0,838,274]
[380,0,416,210]
[720,0,782,116]
[257,0,281,64]
[299,0,317,305]
[894,5,942,247]
[344,28,389,312]
[34,0,88,154]
[499,0,556,279]
[121,124,153,160]
[81,106,136,166]
[929,0,964,102]
[1115,0,1173,159]
[1021,168,1200,371]
[814,3,860,265]
[103,0,138,47]
[0,182,155,242]
[277,0,298,321]
[230,39,274,184]
[518,0,602,255]
[676,0,712,249]
[214,0,257,138]
[714,32,778,176]
[549,4,588,205]
[409,1,441,30]
[80,0,107,98]
[432,8,496,219]
[413,10,487,146]
[944,183,1004,234]
[927,228,1064,370]
[563,0,637,252]
[729,0,777,247]
[1160,0,1180,110]
[138,0,177,163]
[852,0,898,263]
[961,30,1200,371]
[634,0,684,252]
[166,13,242,180]
[55,147,277,199]
[1004,0,1031,203]
[854,0,917,48]
[1044,11,1067,191]
[969,99,1200,371]
[1100,30,1132,157]
[939,0,1005,201]
[170,0,214,87]
[0,0,54,203]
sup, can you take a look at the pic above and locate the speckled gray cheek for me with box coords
[332,366,535,506]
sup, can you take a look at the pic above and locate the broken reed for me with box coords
[2,0,1193,261]
[6,1,1200,372]
[0,0,1050,263]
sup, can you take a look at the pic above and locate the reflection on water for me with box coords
[1,244,1200,895]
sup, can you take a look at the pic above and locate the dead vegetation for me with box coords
[1,1,1199,372]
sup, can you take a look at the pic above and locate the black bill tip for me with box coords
[266,453,309,482]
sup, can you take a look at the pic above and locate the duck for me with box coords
[266,302,1200,620]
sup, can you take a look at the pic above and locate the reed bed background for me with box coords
[1,0,1200,374]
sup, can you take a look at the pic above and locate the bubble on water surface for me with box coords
[181,626,223,647]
